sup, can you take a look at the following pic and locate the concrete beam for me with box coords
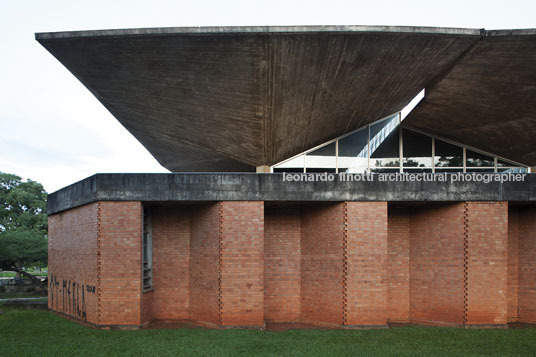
[47,173,536,215]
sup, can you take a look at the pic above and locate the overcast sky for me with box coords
[1,0,535,193]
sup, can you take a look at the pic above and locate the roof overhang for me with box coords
[36,25,536,170]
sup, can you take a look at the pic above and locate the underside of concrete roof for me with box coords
[36,25,536,170]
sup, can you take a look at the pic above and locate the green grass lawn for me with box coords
[0,305,535,356]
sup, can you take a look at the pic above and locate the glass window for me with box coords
[497,167,528,173]
[404,168,433,173]
[435,139,463,167]
[371,168,400,173]
[435,168,463,173]
[305,142,336,172]
[466,168,495,173]
[273,155,305,173]
[497,159,509,168]
[403,129,432,167]
[370,116,400,169]
[497,158,523,168]
[338,128,368,173]
[466,149,494,167]
[142,207,152,292]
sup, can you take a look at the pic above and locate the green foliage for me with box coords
[1,308,536,356]
[0,172,47,271]
[0,229,47,269]
[0,172,47,234]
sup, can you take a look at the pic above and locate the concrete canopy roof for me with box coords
[36,26,536,170]
[403,30,536,166]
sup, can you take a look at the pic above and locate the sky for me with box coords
[1,0,535,193]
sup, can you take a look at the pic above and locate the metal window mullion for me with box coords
[432,137,435,173]
[399,123,403,173]
[335,140,339,173]
[463,147,467,173]
[367,125,370,171]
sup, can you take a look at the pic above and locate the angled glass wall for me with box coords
[272,112,529,174]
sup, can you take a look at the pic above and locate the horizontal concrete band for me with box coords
[47,173,536,215]
[35,25,536,40]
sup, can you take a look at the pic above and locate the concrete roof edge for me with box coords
[34,25,484,40]
[484,28,536,36]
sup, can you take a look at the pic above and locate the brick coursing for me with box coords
[518,207,536,323]
[48,203,99,324]
[345,202,388,326]
[264,207,301,322]
[47,200,536,328]
[387,206,410,323]
[465,202,508,325]
[410,203,466,325]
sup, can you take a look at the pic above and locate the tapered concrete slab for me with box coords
[404,32,536,165]
[36,26,484,171]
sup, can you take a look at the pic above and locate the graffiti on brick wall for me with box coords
[49,273,96,322]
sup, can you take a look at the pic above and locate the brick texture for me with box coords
[507,207,519,322]
[264,206,301,322]
[48,203,99,324]
[48,199,521,329]
[98,201,143,326]
[220,201,264,326]
[150,206,190,321]
[465,202,508,325]
[189,203,221,326]
[345,202,388,326]
[301,204,345,326]
[518,207,536,323]
[410,203,465,325]
[387,206,410,323]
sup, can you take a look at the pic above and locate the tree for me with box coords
[0,172,48,291]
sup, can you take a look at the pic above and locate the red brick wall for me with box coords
[387,206,410,323]
[141,291,153,325]
[48,203,99,324]
[410,203,465,325]
[345,202,388,326]
[518,207,536,323]
[220,202,264,326]
[264,206,301,322]
[507,207,519,322]
[98,201,143,326]
[465,202,508,325]
[150,206,190,321]
[301,204,345,326]
[189,203,221,326]
[49,199,518,329]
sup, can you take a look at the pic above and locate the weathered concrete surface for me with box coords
[36,26,483,170]
[48,173,536,215]
[405,33,536,165]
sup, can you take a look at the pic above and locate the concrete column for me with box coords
[256,165,271,173]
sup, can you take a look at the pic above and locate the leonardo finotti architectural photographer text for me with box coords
[282,172,527,183]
